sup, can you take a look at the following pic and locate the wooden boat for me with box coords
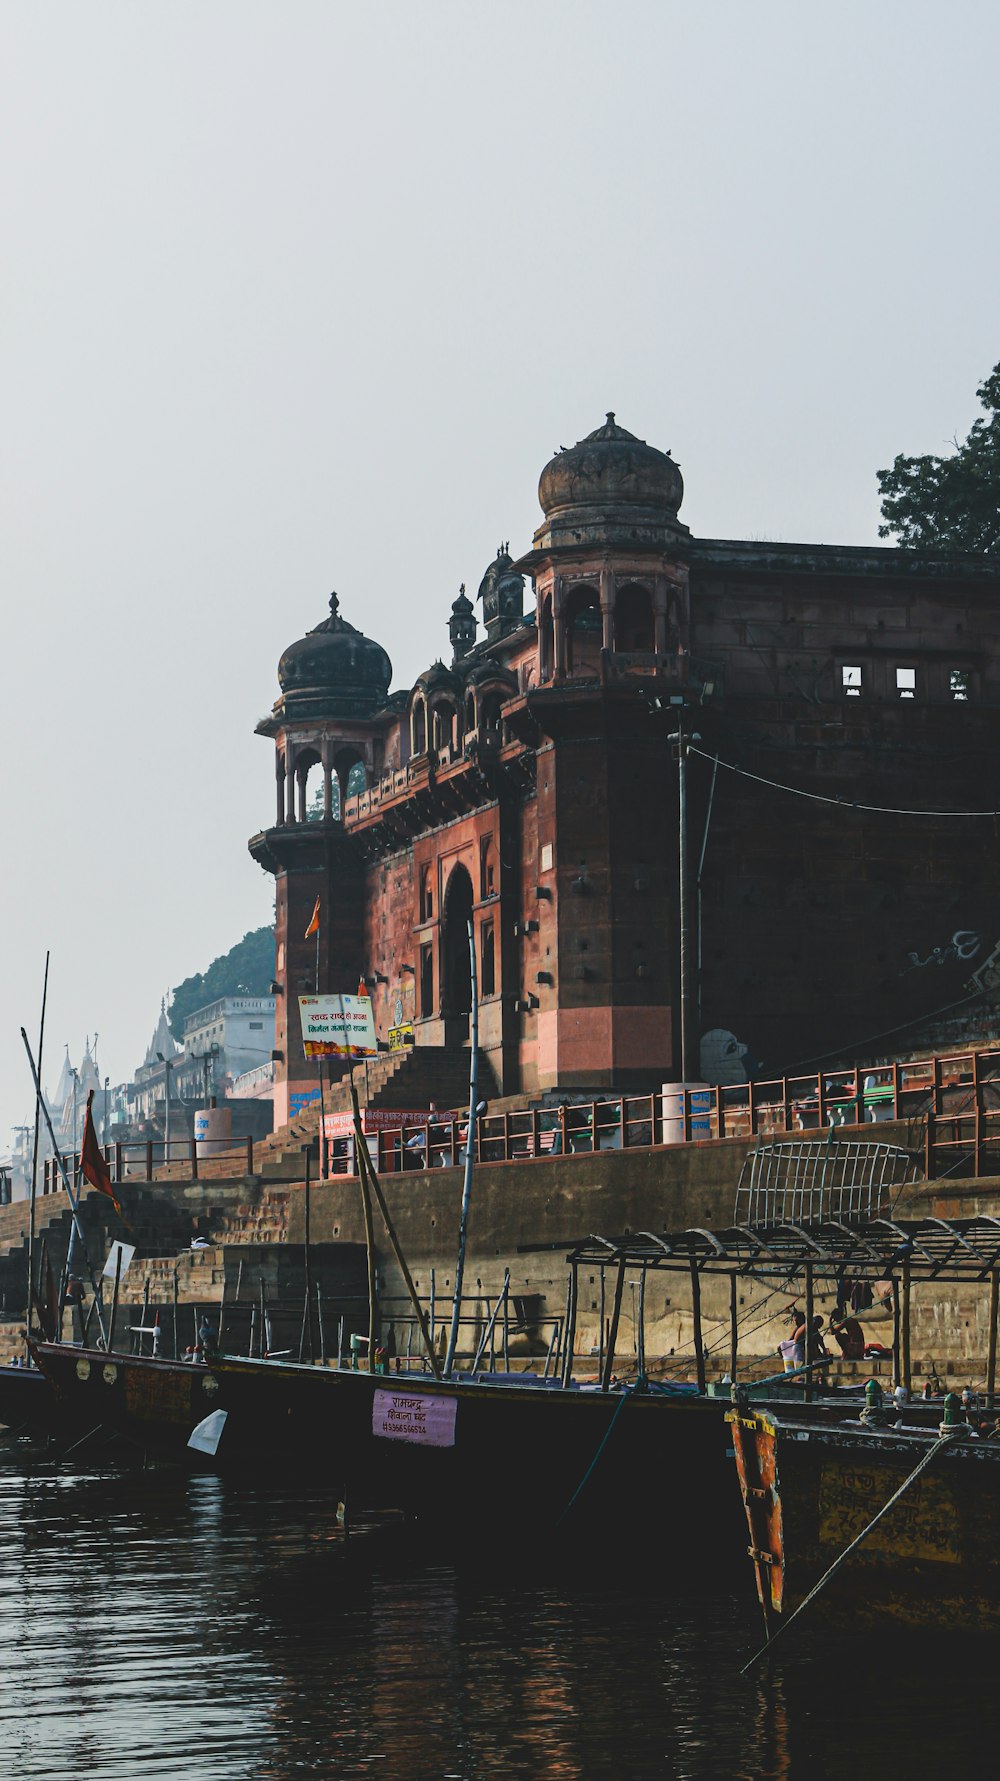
[729,1400,1000,1631]
[0,1363,53,1434]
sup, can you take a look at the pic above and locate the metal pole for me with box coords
[804,1260,814,1402]
[601,1257,627,1392]
[303,1149,314,1361]
[109,1246,123,1356]
[729,1273,739,1383]
[901,1261,912,1398]
[164,1058,171,1166]
[444,917,479,1377]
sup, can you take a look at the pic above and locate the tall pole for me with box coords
[677,708,693,1083]
[20,1029,107,1346]
[444,918,479,1377]
[27,952,50,1337]
[164,1059,171,1164]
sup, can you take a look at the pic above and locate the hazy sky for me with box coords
[2,1,998,1141]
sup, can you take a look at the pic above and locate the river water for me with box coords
[0,1443,996,1780]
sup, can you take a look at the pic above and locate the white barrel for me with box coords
[662,1082,712,1145]
[194,1105,233,1158]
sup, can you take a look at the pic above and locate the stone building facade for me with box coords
[250,415,1000,1126]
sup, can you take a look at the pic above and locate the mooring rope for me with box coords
[740,1425,965,1675]
[555,1385,633,1526]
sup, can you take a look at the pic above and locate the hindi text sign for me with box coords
[372,1388,457,1447]
[299,994,377,1059]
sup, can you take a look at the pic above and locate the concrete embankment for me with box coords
[4,1126,1000,1377]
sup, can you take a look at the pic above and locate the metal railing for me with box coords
[38,1045,1000,1194]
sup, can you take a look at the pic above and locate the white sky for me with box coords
[2,1,998,1140]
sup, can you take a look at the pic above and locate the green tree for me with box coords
[168,926,276,1040]
[877,362,1000,554]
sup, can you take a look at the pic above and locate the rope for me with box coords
[740,1426,965,1674]
[689,747,999,819]
[555,1385,632,1526]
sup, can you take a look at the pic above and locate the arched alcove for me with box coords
[565,584,602,677]
[441,863,474,1023]
[614,582,655,653]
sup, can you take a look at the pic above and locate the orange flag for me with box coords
[357,977,369,998]
[305,896,321,939]
[80,1089,123,1217]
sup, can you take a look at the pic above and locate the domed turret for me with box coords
[449,583,476,664]
[477,543,524,642]
[277,593,392,719]
[534,414,687,550]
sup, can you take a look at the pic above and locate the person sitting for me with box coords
[829,1304,866,1361]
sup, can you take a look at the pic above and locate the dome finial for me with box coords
[606,411,615,425]
[329,591,340,618]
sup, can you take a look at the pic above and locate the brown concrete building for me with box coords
[249,415,1000,1126]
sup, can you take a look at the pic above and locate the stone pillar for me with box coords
[285,750,297,824]
[653,579,669,655]
[600,564,615,652]
[323,763,333,821]
[276,752,286,826]
[553,579,567,681]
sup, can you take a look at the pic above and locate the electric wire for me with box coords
[688,746,1000,818]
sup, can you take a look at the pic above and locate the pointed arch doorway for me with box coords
[441,863,474,1044]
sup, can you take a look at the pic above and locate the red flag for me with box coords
[80,1089,123,1217]
[305,896,321,939]
[357,977,370,999]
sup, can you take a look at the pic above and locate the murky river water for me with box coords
[0,1441,996,1780]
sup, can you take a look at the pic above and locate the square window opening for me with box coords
[842,665,862,697]
[896,667,916,699]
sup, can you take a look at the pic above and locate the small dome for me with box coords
[278,593,392,718]
[533,414,687,552]
[539,413,683,522]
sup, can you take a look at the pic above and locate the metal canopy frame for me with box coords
[567,1216,1000,1285]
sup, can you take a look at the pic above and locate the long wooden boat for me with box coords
[729,1403,1000,1631]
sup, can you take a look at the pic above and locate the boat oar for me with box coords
[740,1424,966,1675]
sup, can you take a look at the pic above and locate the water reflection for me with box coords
[0,1446,996,1780]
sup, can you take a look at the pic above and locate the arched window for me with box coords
[419,865,434,923]
[295,748,323,824]
[565,584,602,677]
[614,582,655,653]
[411,697,427,756]
[332,748,366,819]
[441,864,474,1019]
[480,837,496,898]
[480,690,502,735]
[432,700,458,753]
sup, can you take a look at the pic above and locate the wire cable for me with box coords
[688,746,1000,819]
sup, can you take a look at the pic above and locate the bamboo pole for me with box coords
[444,917,480,1377]
[729,1274,739,1382]
[351,1082,440,1378]
[804,1261,814,1402]
[27,952,50,1339]
[901,1260,912,1398]
[988,1269,1000,1410]
[303,1149,314,1362]
[689,1254,706,1395]
[108,1246,123,1357]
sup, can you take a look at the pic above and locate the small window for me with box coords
[842,665,862,697]
[480,838,495,899]
[481,921,496,998]
[249,1021,263,1030]
[896,667,916,699]
[950,669,970,702]
[419,866,434,923]
[419,944,434,1019]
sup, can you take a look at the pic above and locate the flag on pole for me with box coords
[357,976,369,998]
[80,1089,123,1217]
[305,896,321,939]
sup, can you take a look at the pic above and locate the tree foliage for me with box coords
[877,362,1000,554]
[168,926,275,1040]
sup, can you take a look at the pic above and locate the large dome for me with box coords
[277,593,392,719]
[535,413,686,549]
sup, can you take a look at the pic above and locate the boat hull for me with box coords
[730,1409,1000,1631]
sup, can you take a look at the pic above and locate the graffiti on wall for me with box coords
[700,1028,759,1087]
[904,930,981,973]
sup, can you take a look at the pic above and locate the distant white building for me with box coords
[182,996,276,1091]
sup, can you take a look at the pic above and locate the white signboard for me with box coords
[103,1240,136,1281]
[372,1388,457,1447]
[299,994,377,1059]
